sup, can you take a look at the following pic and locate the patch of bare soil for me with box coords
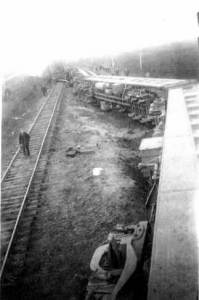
[8,89,149,300]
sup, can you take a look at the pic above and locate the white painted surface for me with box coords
[148,86,199,300]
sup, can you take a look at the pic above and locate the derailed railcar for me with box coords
[85,221,148,300]
[79,76,168,127]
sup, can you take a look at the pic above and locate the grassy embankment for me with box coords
[2,76,50,170]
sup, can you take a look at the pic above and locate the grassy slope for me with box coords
[2,76,48,171]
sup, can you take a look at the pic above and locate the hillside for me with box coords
[2,75,50,171]
[78,41,199,79]
[117,41,199,79]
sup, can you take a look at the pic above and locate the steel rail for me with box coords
[145,180,157,207]
[1,87,55,183]
[0,84,64,280]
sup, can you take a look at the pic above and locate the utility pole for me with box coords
[197,12,199,48]
[197,12,199,79]
[111,57,115,74]
[139,49,143,75]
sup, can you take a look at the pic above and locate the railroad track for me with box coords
[0,82,65,283]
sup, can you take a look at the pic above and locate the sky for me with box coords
[1,0,199,77]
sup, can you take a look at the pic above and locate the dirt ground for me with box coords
[4,88,151,300]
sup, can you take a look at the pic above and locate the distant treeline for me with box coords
[116,41,199,79]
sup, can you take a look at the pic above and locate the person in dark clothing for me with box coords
[19,130,30,156]
[41,86,47,96]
